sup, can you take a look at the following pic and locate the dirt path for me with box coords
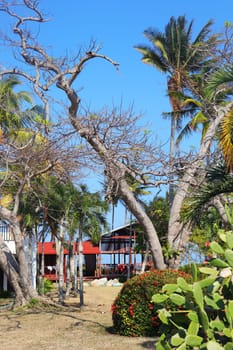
[0,285,158,350]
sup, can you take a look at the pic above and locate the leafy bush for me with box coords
[112,269,192,337]
[153,230,233,349]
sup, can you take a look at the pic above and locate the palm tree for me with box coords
[0,75,33,134]
[134,16,218,207]
[37,177,109,306]
[72,184,109,307]
[179,67,233,231]
[205,65,233,172]
[181,164,233,228]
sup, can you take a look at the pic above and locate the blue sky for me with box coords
[38,1,232,155]
[38,0,231,131]
[1,0,232,228]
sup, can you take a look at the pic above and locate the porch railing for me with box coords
[0,223,14,241]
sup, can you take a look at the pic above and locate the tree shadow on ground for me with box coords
[106,326,158,349]
[140,340,157,349]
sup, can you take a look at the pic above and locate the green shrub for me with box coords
[153,230,233,349]
[112,269,192,337]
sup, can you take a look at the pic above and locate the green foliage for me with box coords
[181,165,233,227]
[0,75,33,133]
[180,263,207,281]
[38,278,54,295]
[153,230,233,349]
[111,269,192,337]
[146,195,169,240]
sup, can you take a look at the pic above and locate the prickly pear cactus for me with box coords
[152,230,233,350]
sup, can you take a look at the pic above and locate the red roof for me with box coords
[38,241,100,255]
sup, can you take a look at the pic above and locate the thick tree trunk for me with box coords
[0,207,37,305]
[11,220,37,300]
[24,232,37,290]
[68,115,166,270]
[168,105,232,263]
[119,178,166,270]
[0,238,27,306]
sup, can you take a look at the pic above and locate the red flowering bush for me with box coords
[111,269,192,337]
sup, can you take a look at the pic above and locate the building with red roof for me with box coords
[38,241,100,281]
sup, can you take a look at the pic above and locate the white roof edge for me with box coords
[101,221,137,237]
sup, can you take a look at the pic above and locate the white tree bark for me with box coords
[55,228,65,304]
[0,207,37,306]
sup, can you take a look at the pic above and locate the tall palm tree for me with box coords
[181,64,233,220]
[134,16,218,206]
[175,58,233,147]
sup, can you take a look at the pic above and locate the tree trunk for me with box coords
[211,197,229,228]
[141,243,149,273]
[69,115,166,270]
[12,220,37,300]
[73,242,78,297]
[40,235,45,295]
[55,234,65,304]
[69,242,76,294]
[58,242,65,303]
[0,238,27,306]
[168,105,232,264]
[169,111,176,209]
[78,227,84,308]
[25,231,37,290]
[118,177,166,270]
[0,206,37,304]
[65,241,72,298]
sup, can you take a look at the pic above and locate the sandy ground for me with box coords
[0,285,158,350]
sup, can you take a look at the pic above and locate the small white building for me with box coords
[0,222,37,291]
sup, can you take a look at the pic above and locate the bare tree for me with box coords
[2,1,228,272]
[0,1,175,269]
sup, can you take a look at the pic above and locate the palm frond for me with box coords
[134,45,167,72]
[205,65,233,98]
[193,19,214,44]
[182,164,233,223]
[219,108,233,171]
